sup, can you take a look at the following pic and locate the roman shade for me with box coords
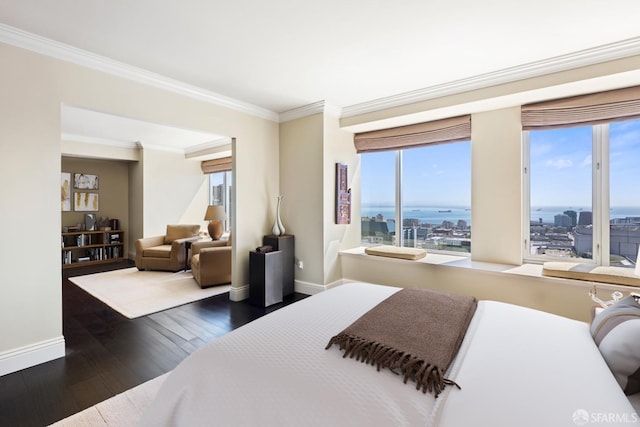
[354,115,471,154]
[201,157,232,174]
[521,85,640,130]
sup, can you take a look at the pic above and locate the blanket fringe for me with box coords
[325,333,459,397]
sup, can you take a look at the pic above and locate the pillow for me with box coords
[590,295,640,395]
[364,245,426,260]
[164,224,200,244]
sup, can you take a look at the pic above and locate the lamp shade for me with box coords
[204,205,226,240]
[204,205,227,221]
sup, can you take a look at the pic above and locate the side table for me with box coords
[184,239,200,271]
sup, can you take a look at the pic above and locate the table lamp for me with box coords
[204,205,226,240]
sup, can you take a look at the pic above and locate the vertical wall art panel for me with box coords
[335,163,351,224]
[61,172,71,211]
[74,192,99,211]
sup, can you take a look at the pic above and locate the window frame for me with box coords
[361,140,472,256]
[522,124,611,265]
[208,170,232,232]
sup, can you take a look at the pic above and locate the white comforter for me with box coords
[141,282,638,426]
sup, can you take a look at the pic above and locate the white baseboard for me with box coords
[231,279,347,301]
[229,284,250,302]
[0,336,65,376]
[295,278,345,295]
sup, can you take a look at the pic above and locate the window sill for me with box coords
[340,247,638,293]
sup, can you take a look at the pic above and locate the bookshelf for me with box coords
[61,229,125,268]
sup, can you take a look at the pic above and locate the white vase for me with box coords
[272,195,285,236]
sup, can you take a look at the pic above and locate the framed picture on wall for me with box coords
[74,192,99,211]
[73,173,99,190]
[335,163,351,224]
[61,172,71,211]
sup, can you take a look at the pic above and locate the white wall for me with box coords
[141,148,207,238]
[279,110,359,290]
[0,41,279,375]
[0,44,63,374]
[471,107,522,264]
[279,114,324,287]
[323,112,359,284]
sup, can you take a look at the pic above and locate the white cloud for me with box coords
[546,158,573,169]
[580,155,592,167]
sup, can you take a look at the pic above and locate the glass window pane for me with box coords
[401,142,471,252]
[529,126,592,260]
[609,119,640,267]
[361,151,396,245]
[209,171,232,232]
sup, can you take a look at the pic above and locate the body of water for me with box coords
[362,205,640,227]
[362,205,471,226]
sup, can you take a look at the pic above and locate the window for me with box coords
[360,140,472,253]
[209,170,233,231]
[524,118,640,266]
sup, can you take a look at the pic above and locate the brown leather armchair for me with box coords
[191,235,232,288]
[135,224,200,272]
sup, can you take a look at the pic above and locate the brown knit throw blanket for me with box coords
[325,288,477,397]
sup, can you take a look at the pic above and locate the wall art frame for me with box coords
[73,173,99,190]
[61,172,71,211]
[74,192,99,212]
[335,163,351,224]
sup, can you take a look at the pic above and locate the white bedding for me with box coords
[141,282,638,426]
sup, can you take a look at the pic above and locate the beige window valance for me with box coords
[201,157,232,174]
[521,85,640,130]
[354,115,471,154]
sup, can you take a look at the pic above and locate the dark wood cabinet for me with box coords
[263,234,294,296]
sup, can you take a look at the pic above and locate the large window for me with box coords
[361,141,472,253]
[209,170,233,231]
[524,118,640,266]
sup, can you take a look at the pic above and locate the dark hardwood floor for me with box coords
[0,261,307,426]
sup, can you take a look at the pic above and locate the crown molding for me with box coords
[279,100,342,122]
[341,36,640,118]
[0,23,279,122]
[61,133,139,149]
[184,137,232,155]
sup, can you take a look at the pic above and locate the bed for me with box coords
[141,282,638,426]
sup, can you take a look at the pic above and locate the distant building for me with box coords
[578,211,592,226]
[574,223,640,263]
[554,214,572,227]
[361,218,390,243]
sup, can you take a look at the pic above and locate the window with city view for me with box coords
[209,170,233,231]
[361,141,471,253]
[525,118,640,267]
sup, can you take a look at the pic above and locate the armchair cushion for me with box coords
[143,245,172,258]
[164,224,201,244]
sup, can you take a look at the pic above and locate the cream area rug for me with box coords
[69,267,230,319]
[50,373,169,426]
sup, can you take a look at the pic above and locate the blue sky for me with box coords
[361,119,640,208]
[361,141,471,206]
[531,120,640,207]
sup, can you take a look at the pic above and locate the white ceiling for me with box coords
[3,1,640,151]
[61,105,229,158]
